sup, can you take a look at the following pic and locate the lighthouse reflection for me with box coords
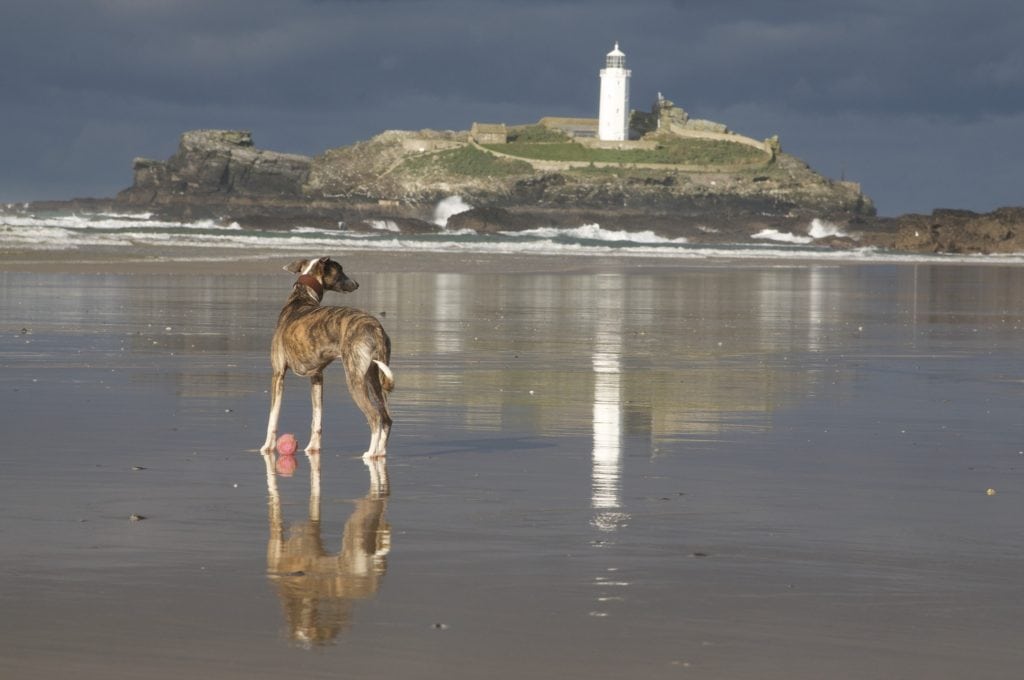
[262,453,390,647]
[591,275,629,532]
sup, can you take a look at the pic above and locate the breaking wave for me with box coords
[433,195,473,227]
[808,218,850,240]
[368,220,401,233]
[753,218,854,245]
[506,223,688,245]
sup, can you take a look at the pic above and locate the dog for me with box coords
[260,257,394,457]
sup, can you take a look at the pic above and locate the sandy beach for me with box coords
[2,248,1023,679]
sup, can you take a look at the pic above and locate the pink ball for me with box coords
[276,433,298,456]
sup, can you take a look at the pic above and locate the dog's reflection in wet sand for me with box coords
[262,452,390,647]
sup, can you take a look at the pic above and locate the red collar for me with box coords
[295,274,324,302]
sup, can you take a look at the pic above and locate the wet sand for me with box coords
[1,252,1023,679]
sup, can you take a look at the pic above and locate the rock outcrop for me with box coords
[114,130,326,225]
[121,130,311,201]
[861,208,1024,254]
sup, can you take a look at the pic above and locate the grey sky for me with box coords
[2,0,1021,215]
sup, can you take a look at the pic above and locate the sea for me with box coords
[4,199,1024,265]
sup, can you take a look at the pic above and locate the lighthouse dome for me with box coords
[605,42,625,68]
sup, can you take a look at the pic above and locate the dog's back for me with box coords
[273,302,391,378]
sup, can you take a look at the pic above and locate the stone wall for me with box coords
[470,123,508,144]
[538,117,599,138]
[401,138,464,153]
[665,122,775,160]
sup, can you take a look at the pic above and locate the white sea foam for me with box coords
[4,210,1024,265]
[753,219,856,244]
[1,225,79,249]
[506,223,688,245]
[97,211,155,220]
[433,195,473,227]
[291,226,337,235]
[0,213,239,231]
[368,220,401,232]
[751,229,813,244]
[808,218,854,240]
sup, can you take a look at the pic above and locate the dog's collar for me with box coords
[295,274,324,302]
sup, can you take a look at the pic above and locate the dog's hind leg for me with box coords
[345,357,385,458]
[372,417,391,458]
[306,372,324,452]
[365,361,393,458]
[371,360,393,458]
[261,369,286,453]
[367,426,381,460]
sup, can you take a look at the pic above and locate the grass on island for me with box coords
[397,123,771,179]
[400,145,533,178]
[487,129,770,167]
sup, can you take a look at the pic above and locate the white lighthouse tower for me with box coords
[598,42,631,141]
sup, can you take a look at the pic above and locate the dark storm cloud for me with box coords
[2,0,1021,214]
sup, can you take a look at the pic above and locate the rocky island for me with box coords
[29,103,1024,255]
[110,102,872,240]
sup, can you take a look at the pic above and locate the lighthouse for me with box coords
[598,42,631,141]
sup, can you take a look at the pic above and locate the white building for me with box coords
[598,42,631,141]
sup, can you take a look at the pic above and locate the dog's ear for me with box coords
[283,259,308,274]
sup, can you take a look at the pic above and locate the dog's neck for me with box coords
[295,274,324,302]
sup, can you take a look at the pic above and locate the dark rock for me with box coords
[117,130,311,205]
[447,207,540,233]
[346,217,440,235]
[511,174,568,203]
[861,207,1024,254]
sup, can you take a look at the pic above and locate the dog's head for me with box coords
[284,257,359,293]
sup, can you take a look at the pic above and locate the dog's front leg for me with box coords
[261,370,286,453]
[306,373,324,452]
[307,451,322,522]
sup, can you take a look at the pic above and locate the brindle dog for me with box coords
[261,257,393,457]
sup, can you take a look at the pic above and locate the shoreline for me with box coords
[4,244,1024,276]
[0,248,660,275]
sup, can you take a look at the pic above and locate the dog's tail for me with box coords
[373,359,395,394]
